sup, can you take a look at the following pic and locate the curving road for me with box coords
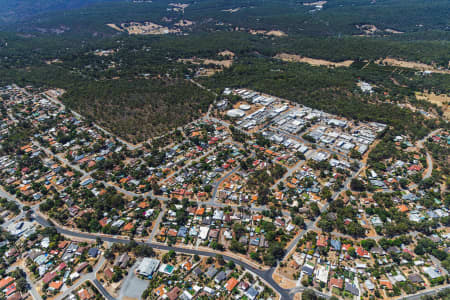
[23,207,318,299]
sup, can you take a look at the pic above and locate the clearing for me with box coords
[384,28,404,34]
[222,8,241,13]
[377,57,450,74]
[274,53,353,67]
[355,24,404,36]
[107,22,179,35]
[174,19,194,27]
[45,59,63,65]
[303,1,327,6]
[218,50,235,58]
[356,24,379,35]
[179,55,234,76]
[168,3,190,12]
[415,92,450,119]
[178,57,233,68]
[250,29,287,37]
[272,272,297,289]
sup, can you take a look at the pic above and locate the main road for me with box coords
[31,211,292,299]
[1,195,323,300]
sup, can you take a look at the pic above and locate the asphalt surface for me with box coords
[117,259,148,300]
[21,206,297,299]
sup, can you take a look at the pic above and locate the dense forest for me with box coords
[201,58,443,139]
[62,79,215,143]
[0,0,448,142]
[4,0,449,38]
[0,0,121,25]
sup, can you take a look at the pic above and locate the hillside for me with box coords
[0,0,121,25]
[0,0,448,142]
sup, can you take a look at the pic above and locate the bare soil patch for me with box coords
[356,24,379,35]
[250,29,287,37]
[218,50,235,58]
[108,22,179,35]
[416,92,450,119]
[45,59,63,65]
[303,1,327,6]
[106,23,123,32]
[385,28,404,34]
[179,57,233,68]
[93,49,115,57]
[390,77,407,87]
[168,3,190,12]
[273,272,298,289]
[356,24,404,36]
[222,7,241,13]
[275,53,353,67]
[377,57,450,74]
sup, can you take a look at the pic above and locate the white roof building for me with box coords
[226,109,245,118]
[199,226,210,240]
[137,258,160,277]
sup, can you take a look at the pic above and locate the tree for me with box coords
[348,247,357,257]
[361,239,376,251]
[350,149,361,159]
[320,187,332,201]
[293,216,305,227]
[16,277,28,293]
[104,249,115,260]
[318,218,333,232]
[309,202,320,217]
[302,288,317,300]
[229,239,247,254]
[226,261,235,269]
[232,223,246,239]
[216,254,225,265]
[25,210,33,220]
[350,179,366,191]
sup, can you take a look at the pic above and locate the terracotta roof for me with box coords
[77,288,92,300]
[380,280,393,290]
[225,277,239,292]
[58,241,70,249]
[356,247,369,257]
[316,235,328,247]
[329,277,343,289]
[49,281,63,290]
[195,207,205,215]
[104,268,114,281]
[138,201,149,209]
[5,283,16,296]
[42,271,56,284]
[342,244,352,251]
[0,277,14,289]
[123,222,134,231]
[397,204,409,213]
[154,284,166,297]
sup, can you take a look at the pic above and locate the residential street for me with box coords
[54,255,106,300]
